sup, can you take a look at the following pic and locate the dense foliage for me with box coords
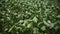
[0,0,60,34]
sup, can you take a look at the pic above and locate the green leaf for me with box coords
[41,26,46,31]
[33,17,38,23]
[57,15,60,18]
